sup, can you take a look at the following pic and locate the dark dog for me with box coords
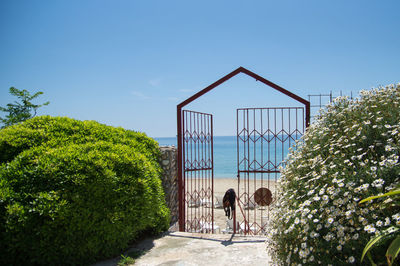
[223,188,236,220]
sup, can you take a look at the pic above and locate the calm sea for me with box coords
[155,136,291,178]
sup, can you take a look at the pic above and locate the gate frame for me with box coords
[177,66,310,232]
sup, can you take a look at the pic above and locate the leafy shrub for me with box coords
[267,84,400,265]
[0,116,169,265]
[0,115,159,164]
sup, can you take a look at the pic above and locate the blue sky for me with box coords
[1,0,399,137]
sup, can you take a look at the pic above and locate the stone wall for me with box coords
[159,146,178,226]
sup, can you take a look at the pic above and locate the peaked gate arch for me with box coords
[177,67,310,233]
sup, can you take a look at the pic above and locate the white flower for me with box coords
[364,224,376,233]
[361,184,370,190]
[313,195,320,201]
[328,217,334,224]
[385,145,393,152]
[372,179,385,188]
[348,256,355,263]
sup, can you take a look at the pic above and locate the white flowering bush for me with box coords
[267,84,400,265]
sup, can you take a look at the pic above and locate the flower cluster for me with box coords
[267,84,400,265]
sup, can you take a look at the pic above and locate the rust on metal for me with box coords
[254,188,273,206]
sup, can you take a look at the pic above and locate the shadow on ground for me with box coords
[167,232,266,247]
[92,232,163,266]
[93,231,271,266]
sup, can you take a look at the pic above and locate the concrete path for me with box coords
[133,232,272,266]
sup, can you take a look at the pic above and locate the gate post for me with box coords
[177,106,184,232]
[306,101,310,128]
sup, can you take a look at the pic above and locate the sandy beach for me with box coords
[184,178,278,235]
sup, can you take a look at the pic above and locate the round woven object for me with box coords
[254,187,272,206]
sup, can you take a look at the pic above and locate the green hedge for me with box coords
[267,84,400,265]
[0,116,169,265]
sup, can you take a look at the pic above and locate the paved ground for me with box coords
[95,231,272,266]
[135,232,271,266]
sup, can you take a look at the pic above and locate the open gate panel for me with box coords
[236,107,305,235]
[181,110,214,233]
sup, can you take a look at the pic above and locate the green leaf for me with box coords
[359,188,400,204]
[367,252,377,266]
[361,234,386,262]
[386,236,400,266]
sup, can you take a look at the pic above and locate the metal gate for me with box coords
[236,107,305,235]
[179,110,215,233]
[177,67,310,234]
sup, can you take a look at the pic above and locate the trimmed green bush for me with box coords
[268,84,400,265]
[0,116,169,265]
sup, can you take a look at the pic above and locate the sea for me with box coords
[155,136,292,179]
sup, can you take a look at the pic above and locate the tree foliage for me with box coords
[0,87,49,128]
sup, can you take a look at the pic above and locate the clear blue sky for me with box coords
[1,0,399,137]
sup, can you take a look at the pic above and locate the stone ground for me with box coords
[94,231,272,266]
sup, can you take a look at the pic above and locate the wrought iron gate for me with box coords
[179,110,214,233]
[177,67,310,234]
[236,107,305,235]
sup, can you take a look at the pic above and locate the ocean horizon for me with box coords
[155,136,293,179]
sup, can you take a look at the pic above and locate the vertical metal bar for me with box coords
[267,108,270,194]
[296,108,298,141]
[243,109,246,233]
[202,114,205,226]
[319,93,322,108]
[210,114,214,233]
[253,109,256,230]
[281,108,284,164]
[288,108,291,151]
[178,108,184,231]
[186,111,189,231]
[305,100,310,128]
[195,112,198,229]
[246,108,250,235]
[198,112,201,230]
[302,108,305,135]
[190,111,193,231]
[260,109,264,229]
[274,108,277,181]
[236,108,239,234]
[197,113,199,230]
